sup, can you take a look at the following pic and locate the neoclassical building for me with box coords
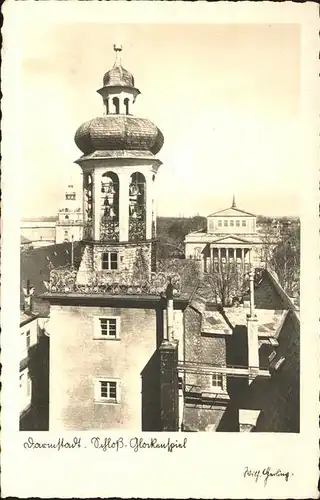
[185,196,265,273]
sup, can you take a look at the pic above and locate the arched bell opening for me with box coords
[100,172,120,241]
[112,97,120,114]
[83,173,93,240]
[129,172,146,241]
[124,97,130,115]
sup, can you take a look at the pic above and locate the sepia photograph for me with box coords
[2,2,319,498]
[19,22,301,433]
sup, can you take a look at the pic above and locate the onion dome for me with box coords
[103,66,135,88]
[75,116,164,156]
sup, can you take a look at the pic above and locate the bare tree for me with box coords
[206,262,245,307]
[270,225,300,298]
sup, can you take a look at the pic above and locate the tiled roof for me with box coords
[201,311,232,335]
[20,311,38,326]
[224,308,285,337]
[239,310,300,432]
[20,242,84,315]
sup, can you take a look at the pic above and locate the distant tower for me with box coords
[74,46,164,278]
[56,184,83,243]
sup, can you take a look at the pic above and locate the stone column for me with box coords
[226,247,229,264]
[159,339,179,431]
[82,173,87,226]
[145,171,153,240]
[93,170,101,241]
[218,247,221,269]
[118,170,129,242]
[241,248,244,273]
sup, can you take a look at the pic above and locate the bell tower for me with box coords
[74,46,164,281]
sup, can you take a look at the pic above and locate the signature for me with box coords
[244,466,293,486]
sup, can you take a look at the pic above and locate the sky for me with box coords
[18,22,301,218]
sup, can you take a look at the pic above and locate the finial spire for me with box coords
[232,194,236,209]
[113,44,122,67]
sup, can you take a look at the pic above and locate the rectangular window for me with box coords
[242,220,247,227]
[212,373,223,389]
[102,252,118,270]
[94,316,120,339]
[230,220,234,227]
[100,381,117,400]
[224,220,228,227]
[100,318,117,338]
[236,220,240,227]
[94,378,120,403]
[218,220,222,227]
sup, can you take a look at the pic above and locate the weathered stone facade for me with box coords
[49,302,159,430]
[77,242,152,283]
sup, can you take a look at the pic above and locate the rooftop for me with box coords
[207,207,256,218]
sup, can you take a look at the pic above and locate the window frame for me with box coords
[211,372,224,392]
[236,220,240,227]
[94,377,120,404]
[218,220,222,227]
[93,316,121,340]
[242,219,247,227]
[101,251,119,271]
[223,220,228,227]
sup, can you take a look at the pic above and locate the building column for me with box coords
[218,247,221,269]
[249,248,252,269]
[93,170,101,241]
[82,173,87,225]
[241,247,244,273]
[145,172,153,240]
[118,170,129,242]
[226,247,229,264]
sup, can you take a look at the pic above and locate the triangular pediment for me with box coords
[207,207,256,217]
[210,235,252,245]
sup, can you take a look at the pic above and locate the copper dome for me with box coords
[75,116,164,156]
[103,65,135,88]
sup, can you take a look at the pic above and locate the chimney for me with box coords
[246,269,259,383]
[158,278,179,431]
